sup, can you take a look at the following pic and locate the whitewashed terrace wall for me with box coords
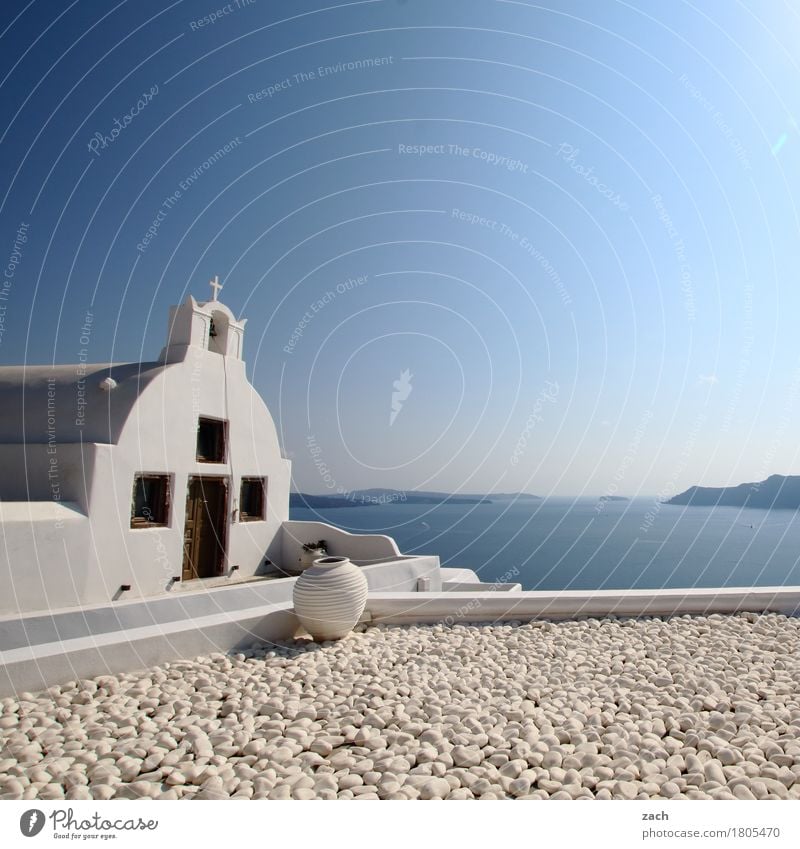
[365,586,800,625]
[0,556,440,696]
[282,520,397,563]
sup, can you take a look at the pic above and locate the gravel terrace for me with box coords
[1,612,799,800]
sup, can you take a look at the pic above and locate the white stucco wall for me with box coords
[0,502,90,615]
[0,443,96,508]
[0,553,442,695]
[366,586,800,624]
[0,297,292,616]
[280,519,402,570]
[91,352,291,606]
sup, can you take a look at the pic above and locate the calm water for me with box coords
[290,498,800,590]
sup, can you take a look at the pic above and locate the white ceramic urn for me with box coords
[292,556,368,640]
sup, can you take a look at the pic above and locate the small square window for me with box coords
[239,477,266,521]
[197,417,226,463]
[131,474,170,528]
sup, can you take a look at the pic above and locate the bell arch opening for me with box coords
[208,310,230,355]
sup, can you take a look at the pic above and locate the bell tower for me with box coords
[159,276,247,363]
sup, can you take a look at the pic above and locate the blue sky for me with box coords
[1,0,800,497]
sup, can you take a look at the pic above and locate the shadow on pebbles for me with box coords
[1,612,799,800]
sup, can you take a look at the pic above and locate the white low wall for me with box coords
[5,579,799,697]
[362,556,442,592]
[0,603,298,697]
[366,586,800,624]
[441,581,522,592]
[439,567,481,583]
[280,520,402,570]
[0,555,440,697]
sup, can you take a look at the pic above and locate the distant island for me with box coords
[598,495,629,502]
[666,474,800,509]
[289,494,368,509]
[290,489,541,509]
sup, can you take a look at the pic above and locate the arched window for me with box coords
[208,310,230,355]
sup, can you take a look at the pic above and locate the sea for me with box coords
[290,497,800,591]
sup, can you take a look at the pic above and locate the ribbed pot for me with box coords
[293,556,368,640]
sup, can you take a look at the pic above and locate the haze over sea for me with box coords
[291,499,800,591]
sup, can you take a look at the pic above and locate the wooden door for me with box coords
[182,476,227,580]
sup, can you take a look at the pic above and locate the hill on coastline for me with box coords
[666,474,800,509]
[289,489,541,509]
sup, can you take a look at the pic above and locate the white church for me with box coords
[0,281,442,625]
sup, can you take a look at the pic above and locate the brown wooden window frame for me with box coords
[196,416,227,463]
[130,474,171,528]
[239,477,266,522]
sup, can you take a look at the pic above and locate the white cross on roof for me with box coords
[209,275,223,301]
